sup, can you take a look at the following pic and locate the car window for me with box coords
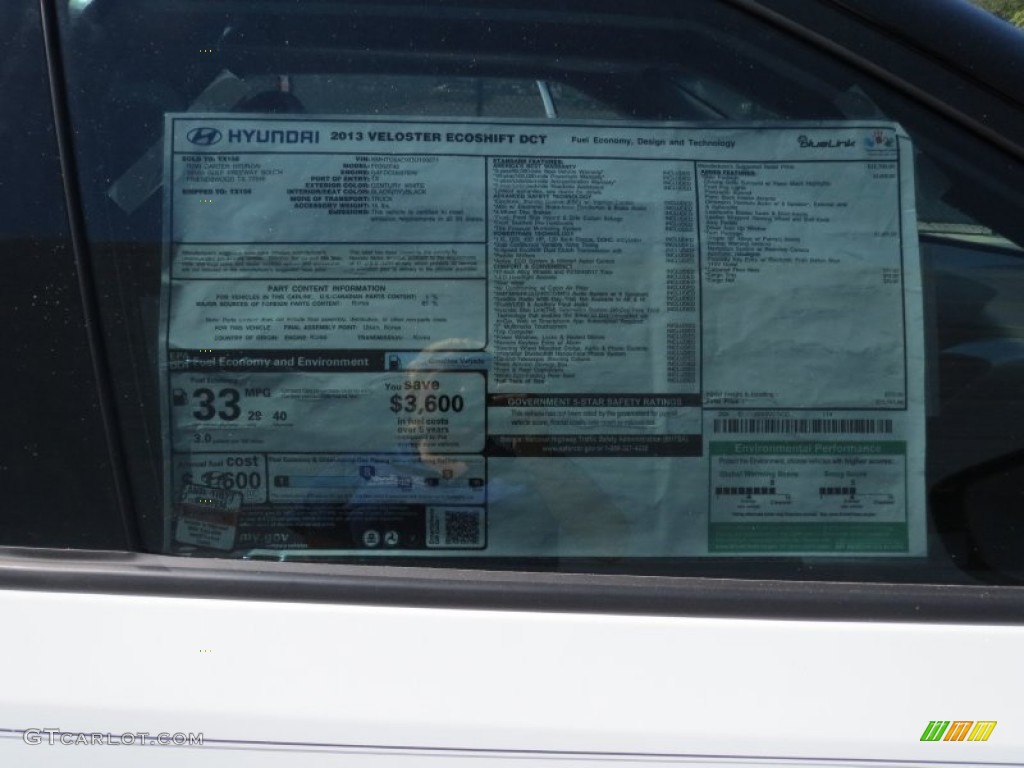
[0,0,126,548]
[29,0,1024,583]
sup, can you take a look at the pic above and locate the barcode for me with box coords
[712,418,894,434]
[444,509,483,546]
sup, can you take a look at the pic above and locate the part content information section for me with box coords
[161,116,924,557]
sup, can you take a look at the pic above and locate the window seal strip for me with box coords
[2,547,1023,624]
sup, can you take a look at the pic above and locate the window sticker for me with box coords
[161,115,924,557]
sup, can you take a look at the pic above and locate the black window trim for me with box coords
[2,546,1024,624]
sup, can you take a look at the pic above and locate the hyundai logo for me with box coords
[186,127,223,146]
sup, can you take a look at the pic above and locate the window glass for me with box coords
[54,0,1024,582]
[0,0,124,548]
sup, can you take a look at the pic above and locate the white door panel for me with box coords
[0,588,1019,765]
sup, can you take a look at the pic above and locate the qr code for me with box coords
[427,507,485,548]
